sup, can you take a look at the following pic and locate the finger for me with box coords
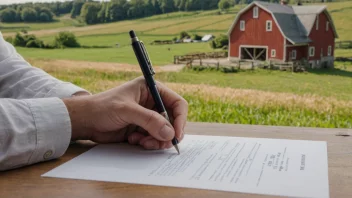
[143,139,160,150]
[128,132,146,145]
[120,103,175,142]
[156,82,188,139]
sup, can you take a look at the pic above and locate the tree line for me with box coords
[0,0,341,23]
[79,0,229,24]
[0,0,232,24]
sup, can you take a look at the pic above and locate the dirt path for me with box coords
[28,59,185,72]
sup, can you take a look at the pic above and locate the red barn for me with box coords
[227,1,338,68]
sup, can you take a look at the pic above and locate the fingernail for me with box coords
[159,125,174,140]
[145,140,158,149]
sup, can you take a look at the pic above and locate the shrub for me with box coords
[12,33,27,47]
[210,34,228,49]
[54,31,80,48]
[210,40,216,49]
[25,39,44,48]
[179,31,190,39]
[192,34,202,41]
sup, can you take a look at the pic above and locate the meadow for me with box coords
[1,1,352,128]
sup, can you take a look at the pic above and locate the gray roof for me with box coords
[254,1,328,44]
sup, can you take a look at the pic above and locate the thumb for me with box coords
[121,103,175,142]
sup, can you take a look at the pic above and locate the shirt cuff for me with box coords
[45,82,90,98]
[25,97,72,163]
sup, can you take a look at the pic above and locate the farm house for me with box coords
[227,1,338,69]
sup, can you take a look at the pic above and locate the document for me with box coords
[43,135,329,198]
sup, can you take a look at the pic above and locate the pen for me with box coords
[129,30,180,155]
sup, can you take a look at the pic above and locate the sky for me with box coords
[0,0,106,5]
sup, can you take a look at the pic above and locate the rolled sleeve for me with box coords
[25,97,72,163]
[0,97,72,171]
[45,82,89,98]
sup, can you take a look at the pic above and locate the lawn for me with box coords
[17,42,215,65]
[34,62,352,128]
[0,15,83,33]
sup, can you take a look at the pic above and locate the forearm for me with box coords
[0,98,72,171]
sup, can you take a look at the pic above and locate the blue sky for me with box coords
[0,0,105,5]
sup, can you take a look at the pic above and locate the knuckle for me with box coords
[145,111,162,127]
[113,101,128,111]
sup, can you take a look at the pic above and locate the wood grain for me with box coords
[1,122,351,198]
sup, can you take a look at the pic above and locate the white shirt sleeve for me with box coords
[0,32,89,171]
[0,32,87,99]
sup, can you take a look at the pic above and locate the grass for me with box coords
[33,62,352,128]
[16,42,215,65]
[0,15,83,33]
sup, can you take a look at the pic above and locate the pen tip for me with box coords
[174,144,180,155]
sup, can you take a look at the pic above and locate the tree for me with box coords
[71,0,85,18]
[0,8,17,22]
[144,0,155,17]
[160,0,175,14]
[80,2,101,24]
[39,7,54,22]
[105,0,129,22]
[218,0,231,11]
[39,12,50,22]
[153,0,163,14]
[128,0,146,19]
[54,31,80,48]
[97,2,107,23]
[21,8,37,22]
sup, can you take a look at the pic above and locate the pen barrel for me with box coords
[131,41,152,76]
[131,39,168,116]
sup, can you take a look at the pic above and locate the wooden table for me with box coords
[1,122,352,198]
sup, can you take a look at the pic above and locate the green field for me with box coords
[2,1,352,128]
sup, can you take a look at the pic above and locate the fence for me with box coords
[174,51,228,64]
[335,40,352,49]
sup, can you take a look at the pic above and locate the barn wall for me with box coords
[308,11,335,65]
[229,5,284,60]
[286,44,308,62]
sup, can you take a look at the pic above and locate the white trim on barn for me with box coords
[238,45,269,61]
[228,34,231,61]
[227,2,296,45]
[283,38,286,62]
[307,9,338,38]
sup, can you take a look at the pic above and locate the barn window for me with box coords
[328,46,332,56]
[266,20,272,31]
[326,21,329,31]
[271,49,276,57]
[253,7,259,18]
[240,20,245,31]
[316,15,319,30]
[309,47,315,57]
[292,50,297,60]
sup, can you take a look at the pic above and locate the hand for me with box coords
[63,77,188,150]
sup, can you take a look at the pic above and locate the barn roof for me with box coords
[227,1,338,45]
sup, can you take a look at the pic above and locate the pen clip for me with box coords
[140,41,155,75]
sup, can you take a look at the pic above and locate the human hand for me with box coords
[63,76,188,150]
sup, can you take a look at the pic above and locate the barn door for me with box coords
[241,47,267,61]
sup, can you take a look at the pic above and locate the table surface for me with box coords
[1,122,352,198]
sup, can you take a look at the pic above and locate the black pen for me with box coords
[129,30,180,154]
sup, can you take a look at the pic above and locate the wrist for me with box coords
[62,96,93,141]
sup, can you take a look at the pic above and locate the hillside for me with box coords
[1,1,351,66]
[1,2,352,128]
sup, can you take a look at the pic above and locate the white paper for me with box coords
[43,135,329,198]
